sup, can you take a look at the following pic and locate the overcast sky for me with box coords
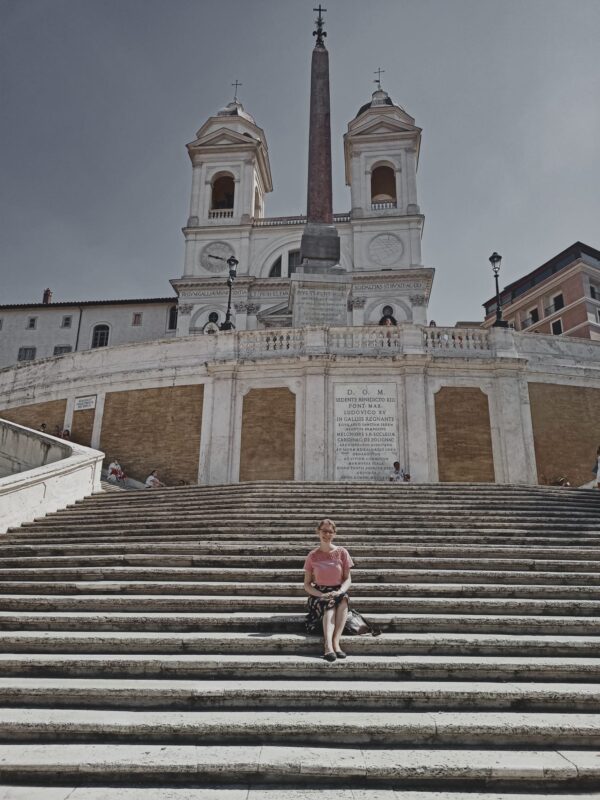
[1,0,599,323]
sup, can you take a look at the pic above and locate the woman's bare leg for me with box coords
[322,607,335,654]
[332,597,349,651]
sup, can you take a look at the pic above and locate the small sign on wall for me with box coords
[74,395,96,411]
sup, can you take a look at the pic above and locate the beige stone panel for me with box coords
[435,387,495,483]
[71,408,95,447]
[0,399,66,436]
[528,383,600,486]
[100,385,203,485]
[240,387,295,481]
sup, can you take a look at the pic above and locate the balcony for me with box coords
[208,209,234,220]
[544,299,565,316]
[370,201,397,211]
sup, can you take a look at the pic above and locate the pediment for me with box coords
[350,116,416,137]
[189,127,258,150]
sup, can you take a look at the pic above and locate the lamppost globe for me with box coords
[489,251,502,275]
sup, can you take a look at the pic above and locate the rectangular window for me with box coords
[551,319,563,335]
[167,306,178,331]
[132,312,143,326]
[0,319,3,331]
[61,316,72,328]
[529,307,539,323]
[53,345,73,356]
[26,317,37,330]
[17,346,36,361]
[553,293,564,312]
[591,285,598,300]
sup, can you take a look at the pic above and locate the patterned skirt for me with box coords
[305,584,349,633]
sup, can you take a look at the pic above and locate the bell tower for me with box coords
[185,99,272,230]
[344,85,424,270]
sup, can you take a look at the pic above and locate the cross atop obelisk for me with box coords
[313,5,327,47]
[300,3,340,272]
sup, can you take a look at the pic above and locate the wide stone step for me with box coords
[2,611,599,634]
[3,554,598,572]
[1,566,599,586]
[0,789,595,800]
[0,743,597,788]
[1,678,598,711]
[2,542,598,561]
[0,708,599,747]
[0,653,598,681]
[1,630,599,657]
[0,593,598,616]
[1,580,598,600]
[10,532,600,548]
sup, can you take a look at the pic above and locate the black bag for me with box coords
[344,608,381,637]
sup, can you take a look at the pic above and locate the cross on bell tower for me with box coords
[373,67,385,90]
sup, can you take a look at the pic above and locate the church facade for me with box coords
[1,14,600,489]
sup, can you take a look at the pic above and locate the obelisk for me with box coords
[300,5,340,271]
[291,6,350,327]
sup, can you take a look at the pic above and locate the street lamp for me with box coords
[489,251,508,328]
[207,254,239,331]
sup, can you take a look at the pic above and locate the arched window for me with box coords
[211,174,235,210]
[268,249,301,278]
[371,165,396,207]
[91,324,109,349]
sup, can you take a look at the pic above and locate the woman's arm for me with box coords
[333,570,352,596]
[304,570,326,598]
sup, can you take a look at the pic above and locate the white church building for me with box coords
[1,13,599,491]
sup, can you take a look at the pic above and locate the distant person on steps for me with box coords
[145,470,165,489]
[304,518,354,662]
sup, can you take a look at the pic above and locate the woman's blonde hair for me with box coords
[317,518,336,533]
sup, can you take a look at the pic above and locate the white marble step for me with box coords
[0,743,597,784]
[1,630,598,656]
[1,652,599,681]
[2,790,599,800]
[1,678,598,711]
[1,708,600,746]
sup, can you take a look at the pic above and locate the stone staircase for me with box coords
[0,481,599,799]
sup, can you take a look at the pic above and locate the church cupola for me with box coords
[185,95,272,227]
[344,84,421,220]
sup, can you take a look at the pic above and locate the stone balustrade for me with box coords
[253,213,351,227]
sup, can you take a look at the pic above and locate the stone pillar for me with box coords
[492,367,538,484]
[202,368,236,485]
[303,367,327,480]
[404,366,432,482]
[90,392,106,450]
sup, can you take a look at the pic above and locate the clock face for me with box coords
[368,233,404,267]
[200,241,235,273]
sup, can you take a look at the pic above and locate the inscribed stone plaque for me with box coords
[293,285,348,327]
[334,383,398,481]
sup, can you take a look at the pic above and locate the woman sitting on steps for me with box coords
[304,518,354,662]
